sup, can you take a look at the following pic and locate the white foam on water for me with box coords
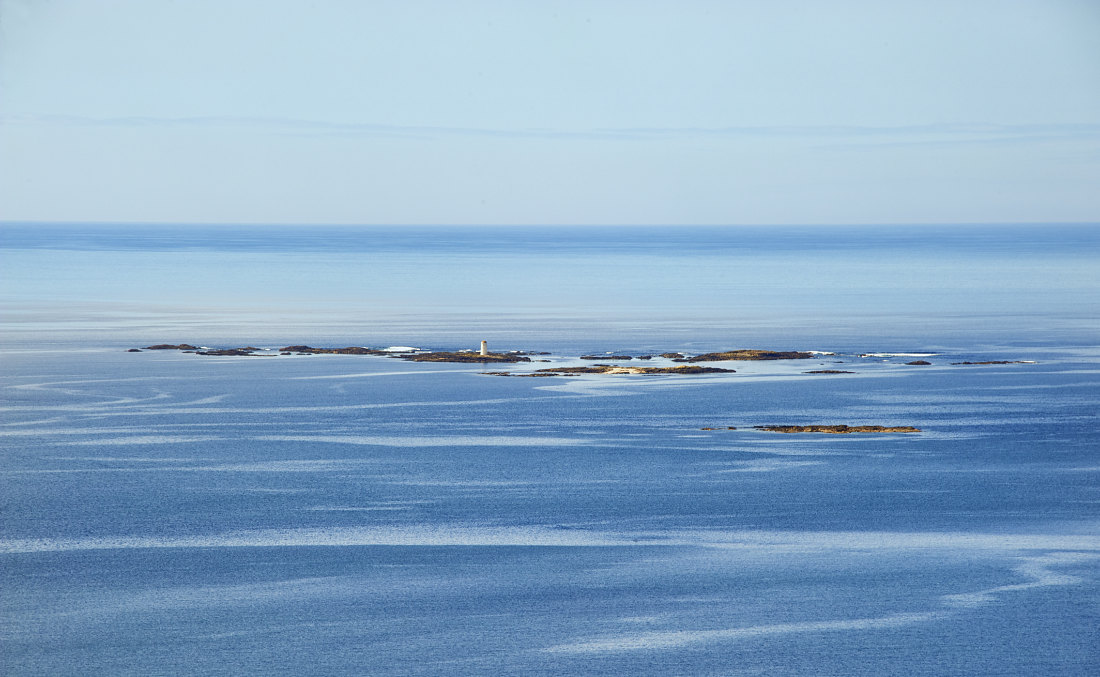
[304,501,436,512]
[714,460,824,473]
[542,550,1100,655]
[180,459,386,472]
[61,435,223,446]
[941,552,1098,608]
[254,434,586,447]
[0,524,642,553]
[671,445,839,457]
[0,417,68,427]
[686,460,824,475]
[677,529,1100,553]
[542,612,947,653]
[7,525,1098,556]
[858,353,939,358]
[53,395,559,417]
[53,456,202,463]
[289,369,472,380]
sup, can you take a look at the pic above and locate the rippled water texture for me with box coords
[1,224,1098,675]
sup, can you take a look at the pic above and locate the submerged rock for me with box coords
[906,360,932,365]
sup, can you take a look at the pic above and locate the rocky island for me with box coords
[752,425,920,434]
[676,349,815,362]
[401,351,531,363]
[280,345,389,355]
[136,344,531,362]
[541,365,734,375]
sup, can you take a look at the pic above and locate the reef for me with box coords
[481,371,561,377]
[144,344,199,350]
[677,349,815,362]
[281,346,389,355]
[753,425,920,434]
[531,365,735,375]
[401,352,531,363]
[580,355,633,360]
[803,370,855,374]
[951,361,1031,365]
[906,360,932,365]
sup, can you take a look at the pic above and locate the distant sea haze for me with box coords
[0,223,1097,350]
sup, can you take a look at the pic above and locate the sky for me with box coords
[1,0,1098,226]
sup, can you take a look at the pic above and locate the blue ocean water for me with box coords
[1,224,1099,675]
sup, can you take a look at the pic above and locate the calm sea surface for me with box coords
[2,224,1099,675]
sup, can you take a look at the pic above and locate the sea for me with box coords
[1,223,1098,675]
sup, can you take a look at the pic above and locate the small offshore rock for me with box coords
[404,351,531,363]
[685,349,815,362]
[753,425,920,434]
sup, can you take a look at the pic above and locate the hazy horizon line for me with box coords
[3,220,1098,229]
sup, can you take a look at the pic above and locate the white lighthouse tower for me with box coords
[480,340,488,356]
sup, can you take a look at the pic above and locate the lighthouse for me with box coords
[480,340,488,356]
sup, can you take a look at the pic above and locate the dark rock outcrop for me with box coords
[531,365,735,375]
[951,361,1030,365]
[753,425,920,434]
[678,349,815,362]
[402,352,531,363]
[804,370,855,374]
[279,346,388,355]
[906,360,932,365]
[481,371,560,377]
[144,344,199,350]
[580,355,633,360]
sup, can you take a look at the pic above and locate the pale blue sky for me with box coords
[1,0,1098,225]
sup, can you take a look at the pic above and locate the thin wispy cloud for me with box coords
[6,113,1099,146]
